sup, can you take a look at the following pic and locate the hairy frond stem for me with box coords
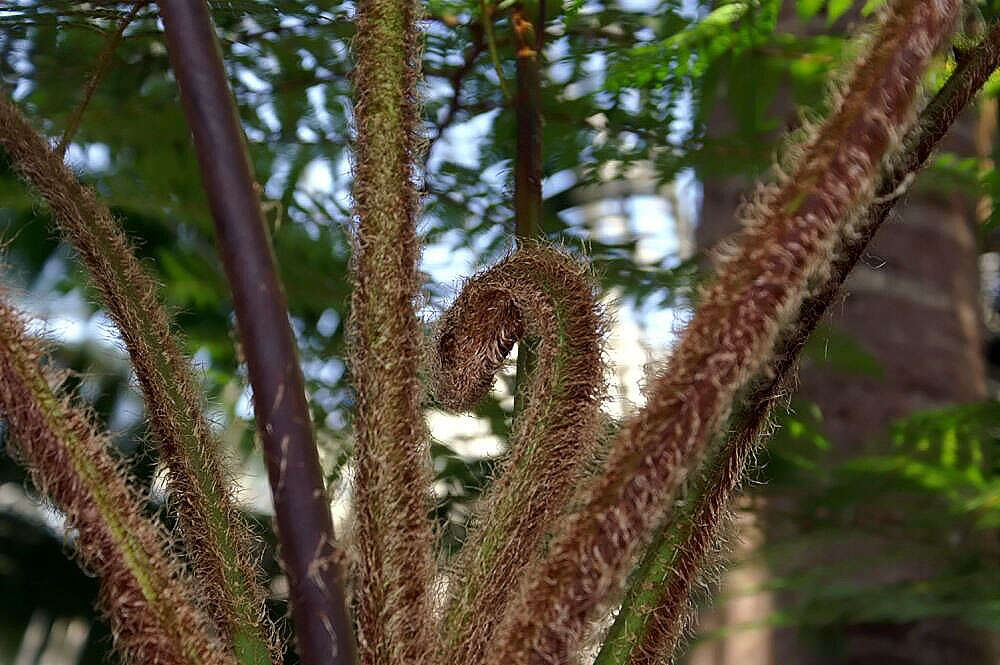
[485,3,963,662]
[0,91,274,665]
[596,19,1000,665]
[347,0,437,663]
[0,297,233,665]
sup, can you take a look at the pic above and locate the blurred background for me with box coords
[0,0,998,663]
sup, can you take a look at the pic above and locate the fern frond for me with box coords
[486,3,963,662]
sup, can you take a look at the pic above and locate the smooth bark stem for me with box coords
[513,0,544,410]
[513,2,543,238]
[155,3,356,665]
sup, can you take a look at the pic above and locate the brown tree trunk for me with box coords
[692,9,991,664]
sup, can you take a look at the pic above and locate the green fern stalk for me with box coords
[56,1,148,157]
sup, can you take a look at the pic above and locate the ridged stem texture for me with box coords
[0,297,233,665]
[596,20,1000,664]
[485,3,962,663]
[348,0,437,663]
[433,243,607,664]
[0,94,274,665]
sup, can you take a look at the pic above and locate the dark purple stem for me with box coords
[155,3,357,665]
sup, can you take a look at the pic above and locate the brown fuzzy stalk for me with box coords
[598,21,1000,663]
[486,3,962,663]
[347,0,437,663]
[0,95,274,664]
[0,296,233,665]
[433,242,607,664]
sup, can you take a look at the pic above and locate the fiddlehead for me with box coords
[432,242,608,664]
[485,2,963,663]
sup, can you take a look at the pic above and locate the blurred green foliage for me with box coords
[748,400,1000,649]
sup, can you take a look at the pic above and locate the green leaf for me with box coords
[827,0,853,23]
[861,0,886,16]
[797,0,826,20]
[803,324,883,376]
